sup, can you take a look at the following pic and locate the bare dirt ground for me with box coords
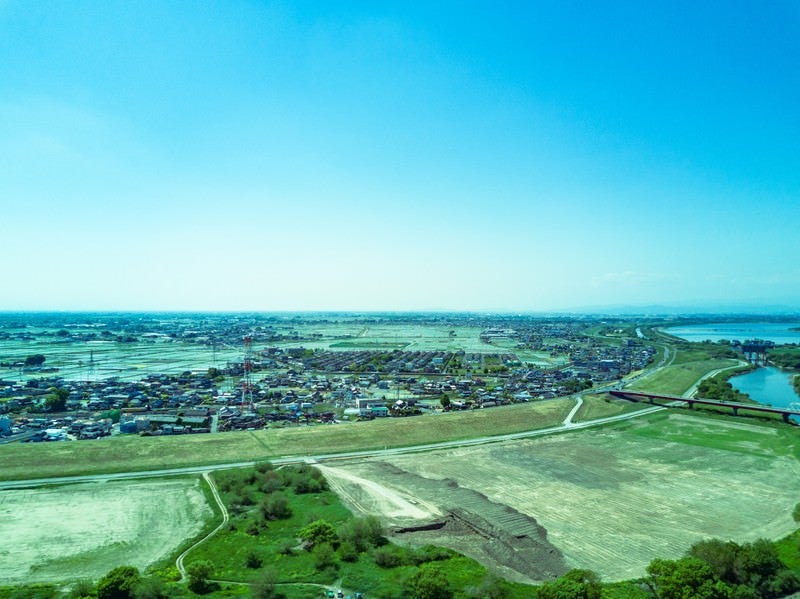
[319,415,800,583]
[319,462,568,583]
[0,478,212,584]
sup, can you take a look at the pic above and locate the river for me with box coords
[666,322,800,418]
[729,366,800,410]
[663,321,800,345]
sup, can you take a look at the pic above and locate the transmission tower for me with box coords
[87,350,95,383]
[242,335,254,411]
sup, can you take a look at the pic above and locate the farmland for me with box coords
[0,478,212,585]
[316,412,800,582]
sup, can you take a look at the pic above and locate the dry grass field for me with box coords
[0,478,212,585]
[0,398,577,481]
[317,412,800,582]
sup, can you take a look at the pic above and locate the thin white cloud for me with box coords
[591,271,678,287]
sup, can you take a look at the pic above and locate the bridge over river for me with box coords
[610,390,800,424]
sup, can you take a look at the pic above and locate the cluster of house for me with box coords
[0,326,656,442]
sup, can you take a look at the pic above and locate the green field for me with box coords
[571,394,646,422]
[628,357,739,395]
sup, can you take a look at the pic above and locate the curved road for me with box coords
[0,399,665,491]
[175,471,229,581]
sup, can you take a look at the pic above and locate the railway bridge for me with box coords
[610,390,800,424]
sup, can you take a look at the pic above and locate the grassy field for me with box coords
[328,411,800,581]
[181,465,535,599]
[0,399,576,481]
[571,394,646,422]
[627,357,738,395]
[0,477,212,585]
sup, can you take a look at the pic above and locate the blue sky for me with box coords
[1,1,798,312]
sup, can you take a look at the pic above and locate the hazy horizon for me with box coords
[2,2,798,312]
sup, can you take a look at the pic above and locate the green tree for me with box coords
[407,564,452,599]
[299,519,338,550]
[24,354,46,367]
[732,539,783,595]
[793,502,800,524]
[689,539,738,584]
[337,540,359,562]
[338,515,385,552]
[186,560,215,595]
[537,569,601,599]
[440,394,451,410]
[45,387,70,412]
[96,566,141,599]
[646,557,731,599]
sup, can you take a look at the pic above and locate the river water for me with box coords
[666,322,800,416]
[729,366,800,410]
[663,321,800,345]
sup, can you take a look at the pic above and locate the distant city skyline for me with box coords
[1,2,798,312]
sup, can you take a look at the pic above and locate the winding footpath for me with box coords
[175,471,229,581]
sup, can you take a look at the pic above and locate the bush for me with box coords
[133,576,166,599]
[313,542,337,571]
[373,546,403,568]
[245,551,263,569]
[338,540,359,563]
[406,564,453,599]
[97,566,141,599]
[186,560,217,595]
[261,492,292,520]
[67,579,95,598]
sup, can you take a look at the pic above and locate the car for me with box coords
[326,592,334,598]
[337,591,344,599]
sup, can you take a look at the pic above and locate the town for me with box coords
[0,313,657,443]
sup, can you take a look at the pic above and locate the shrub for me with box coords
[373,546,403,568]
[261,492,292,520]
[186,560,216,595]
[338,541,359,563]
[97,566,141,599]
[67,579,95,599]
[245,551,263,569]
[313,542,337,571]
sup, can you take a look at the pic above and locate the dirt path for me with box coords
[176,472,229,581]
[316,464,441,522]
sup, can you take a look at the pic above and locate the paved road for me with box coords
[0,400,666,490]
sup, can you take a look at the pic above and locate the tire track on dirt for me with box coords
[176,472,228,581]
